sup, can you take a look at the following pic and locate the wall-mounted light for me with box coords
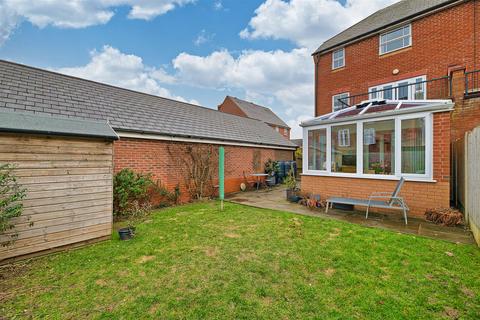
[392,69,400,75]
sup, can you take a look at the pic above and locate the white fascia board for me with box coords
[116,131,296,151]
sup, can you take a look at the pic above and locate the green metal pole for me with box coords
[219,146,225,210]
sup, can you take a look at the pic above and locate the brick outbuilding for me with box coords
[0,60,296,203]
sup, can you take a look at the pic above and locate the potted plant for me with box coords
[118,224,135,240]
[264,159,279,186]
[284,165,300,202]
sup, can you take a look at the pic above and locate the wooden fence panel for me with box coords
[0,133,113,262]
[465,127,480,246]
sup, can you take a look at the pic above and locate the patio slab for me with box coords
[226,187,475,245]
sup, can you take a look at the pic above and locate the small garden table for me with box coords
[250,173,268,190]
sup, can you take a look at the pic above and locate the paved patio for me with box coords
[226,186,475,244]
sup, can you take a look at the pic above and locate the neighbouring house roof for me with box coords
[301,100,454,127]
[314,0,456,55]
[0,60,295,149]
[0,111,118,140]
[290,139,303,147]
[227,96,290,128]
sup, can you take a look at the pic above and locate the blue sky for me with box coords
[0,0,396,138]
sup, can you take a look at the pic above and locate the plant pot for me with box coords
[286,189,302,203]
[266,176,276,186]
[118,227,134,240]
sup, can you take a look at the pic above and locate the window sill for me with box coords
[331,66,345,73]
[379,46,412,58]
[301,172,437,183]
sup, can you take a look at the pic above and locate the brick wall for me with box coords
[113,137,293,202]
[301,112,451,217]
[218,97,246,117]
[315,1,479,116]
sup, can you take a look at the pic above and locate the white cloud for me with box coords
[173,48,314,138]
[213,1,223,11]
[126,0,194,20]
[0,0,195,46]
[194,29,215,46]
[56,45,197,104]
[240,0,398,50]
[0,3,19,46]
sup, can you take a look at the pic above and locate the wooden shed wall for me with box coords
[0,133,113,262]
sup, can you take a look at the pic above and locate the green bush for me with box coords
[264,159,280,176]
[113,169,155,218]
[1,163,27,247]
[284,164,297,190]
[113,169,181,219]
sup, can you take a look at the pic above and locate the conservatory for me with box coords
[300,99,454,217]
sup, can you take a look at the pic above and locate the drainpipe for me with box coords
[313,54,319,117]
[474,0,478,70]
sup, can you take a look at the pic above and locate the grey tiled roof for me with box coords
[229,96,290,128]
[314,0,454,54]
[290,139,302,147]
[0,60,295,149]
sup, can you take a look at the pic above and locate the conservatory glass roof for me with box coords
[301,100,454,127]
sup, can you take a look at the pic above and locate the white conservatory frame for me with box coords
[302,110,436,182]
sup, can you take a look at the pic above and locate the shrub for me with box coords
[113,169,155,218]
[284,164,297,190]
[167,145,218,200]
[113,169,180,219]
[264,159,279,176]
[0,164,27,247]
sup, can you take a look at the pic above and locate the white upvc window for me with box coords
[332,48,345,69]
[337,128,351,147]
[332,92,349,112]
[303,112,433,181]
[369,75,426,100]
[380,24,411,55]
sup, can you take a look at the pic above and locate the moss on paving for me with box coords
[1,201,479,319]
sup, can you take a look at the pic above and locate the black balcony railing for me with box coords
[465,70,480,96]
[338,76,452,108]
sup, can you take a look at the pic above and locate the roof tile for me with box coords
[314,0,453,54]
[0,60,295,148]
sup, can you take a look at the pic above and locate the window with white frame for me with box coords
[332,92,349,112]
[363,120,395,175]
[380,24,411,55]
[401,118,426,174]
[308,128,327,171]
[332,48,345,69]
[331,124,357,173]
[337,129,351,147]
[304,114,431,179]
[369,75,426,101]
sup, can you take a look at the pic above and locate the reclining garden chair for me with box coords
[325,177,409,225]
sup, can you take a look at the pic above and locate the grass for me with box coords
[1,201,479,319]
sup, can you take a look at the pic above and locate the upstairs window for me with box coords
[332,92,349,112]
[332,48,345,69]
[380,24,411,55]
[369,76,426,101]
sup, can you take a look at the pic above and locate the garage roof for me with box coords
[0,111,119,140]
[0,60,295,149]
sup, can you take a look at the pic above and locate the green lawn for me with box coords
[1,202,479,319]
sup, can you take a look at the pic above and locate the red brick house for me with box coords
[0,60,296,201]
[218,96,291,139]
[301,0,480,217]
